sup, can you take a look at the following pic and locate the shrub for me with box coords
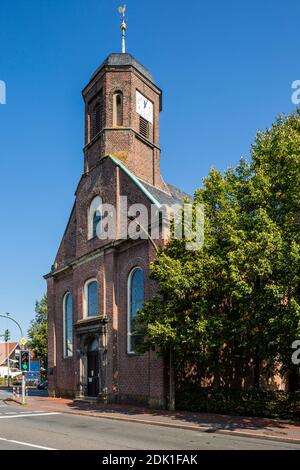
[176,386,300,420]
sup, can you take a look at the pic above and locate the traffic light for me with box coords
[20,350,30,372]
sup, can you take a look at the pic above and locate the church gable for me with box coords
[54,203,77,270]
[52,154,190,274]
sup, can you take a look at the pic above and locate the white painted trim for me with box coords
[83,278,99,318]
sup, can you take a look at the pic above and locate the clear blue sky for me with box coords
[0,0,299,340]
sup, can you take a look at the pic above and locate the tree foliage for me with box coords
[28,293,48,369]
[137,111,300,388]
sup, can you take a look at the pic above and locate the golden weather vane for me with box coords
[118,5,127,53]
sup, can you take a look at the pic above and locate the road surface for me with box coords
[0,396,299,450]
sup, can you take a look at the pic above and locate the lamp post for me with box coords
[128,216,175,411]
[0,314,24,339]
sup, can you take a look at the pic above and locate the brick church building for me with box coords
[45,52,189,408]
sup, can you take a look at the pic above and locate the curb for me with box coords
[20,401,300,446]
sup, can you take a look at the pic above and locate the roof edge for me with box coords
[108,155,161,208]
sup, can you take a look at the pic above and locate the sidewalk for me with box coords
[7,395,300,445]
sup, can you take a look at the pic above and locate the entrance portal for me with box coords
[87,338,99,397]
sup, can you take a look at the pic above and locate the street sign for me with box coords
[20,338,28,346]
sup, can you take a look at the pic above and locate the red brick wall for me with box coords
[47,57,169,407]
[82,65,168,192]
[48,158,166,407]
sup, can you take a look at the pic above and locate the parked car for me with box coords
[37,380,48,390]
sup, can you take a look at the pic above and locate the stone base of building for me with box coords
[49,388,166,410]
[112,393,166,410]
[48,388,76,400]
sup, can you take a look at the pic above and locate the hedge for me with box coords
[176,386,300,420]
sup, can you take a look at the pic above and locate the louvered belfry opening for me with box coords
[139,116,149,139]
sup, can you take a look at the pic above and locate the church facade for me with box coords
[45,53,188,408]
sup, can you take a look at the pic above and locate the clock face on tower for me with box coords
[136,91,153,124]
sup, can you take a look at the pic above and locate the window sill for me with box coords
[127,351,142,357]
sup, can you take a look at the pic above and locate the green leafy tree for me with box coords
[137,111,300,390]
[28,294,48,372]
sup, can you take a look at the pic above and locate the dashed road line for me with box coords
[0,437,57,450]
[0,412,61,419]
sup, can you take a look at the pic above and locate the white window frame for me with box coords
[63,292,73,358]
[84,278,99,318]
[127,267,144,354]
[88,196,102,240]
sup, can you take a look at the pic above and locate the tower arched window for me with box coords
[89,90,103,140]
[63,293,73,358]
[84,279,99,318]
[113,91,123,127]
[88,196,102,240]
[127,268,144,353]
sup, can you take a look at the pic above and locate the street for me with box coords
[0,392,299,450]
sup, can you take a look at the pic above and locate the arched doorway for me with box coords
[87,338,100,397]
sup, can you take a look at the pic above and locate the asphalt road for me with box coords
[0,397,300,450]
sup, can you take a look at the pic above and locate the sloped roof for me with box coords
[140,180,193,207]
[91,53,155,84]
[0,342,18,366]
[109,155,192,208]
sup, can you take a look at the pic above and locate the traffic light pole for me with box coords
[20,349,30,405]
[21,344,25,405]
[0,314,26,405]
[21,370,26,405]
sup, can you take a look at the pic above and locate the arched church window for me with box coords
[84,279,99,318]
[63,292,73,358]
[88,196,102,240]
[128,268,144,353]
[89,91,103,140]
[113,91,123,127]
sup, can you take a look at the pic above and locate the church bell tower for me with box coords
[81,6,168,192]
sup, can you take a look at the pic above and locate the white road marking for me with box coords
[0,437,56,450]
[0,412,60,419]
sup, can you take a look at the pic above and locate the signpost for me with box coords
[20,338,28,347]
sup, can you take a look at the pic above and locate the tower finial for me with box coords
[118,5,127,54]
